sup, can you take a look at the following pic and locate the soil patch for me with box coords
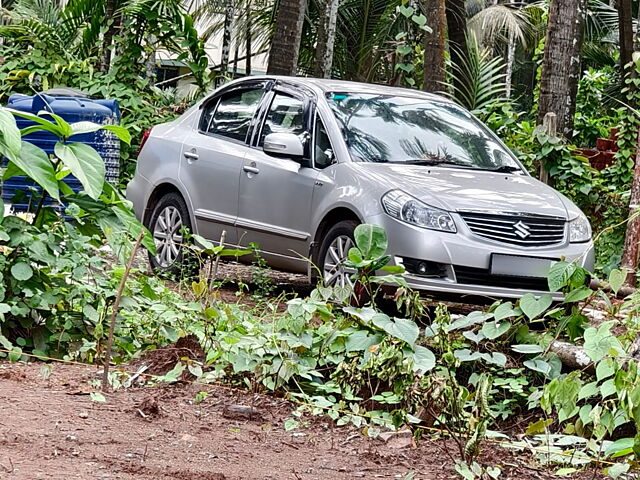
[0,361,605,480]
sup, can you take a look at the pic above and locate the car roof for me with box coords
[227,75,455,104]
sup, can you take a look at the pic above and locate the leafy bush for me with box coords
[0,106,163,359]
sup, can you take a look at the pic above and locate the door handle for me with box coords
[243,165,260,174]
[184,151,199,160]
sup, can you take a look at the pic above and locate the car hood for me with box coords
[352,164,571,219]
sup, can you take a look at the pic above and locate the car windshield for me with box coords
[326,92,522,172]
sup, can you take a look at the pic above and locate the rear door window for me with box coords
[200,88,265,142]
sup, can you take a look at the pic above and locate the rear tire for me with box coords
[147,192,194,276]
[317,220,359,288]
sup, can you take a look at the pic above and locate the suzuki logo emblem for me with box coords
[513,221,531,239]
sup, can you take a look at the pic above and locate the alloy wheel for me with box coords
[323,235,356,288]
[153,205,184,268]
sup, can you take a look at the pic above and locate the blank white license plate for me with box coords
[490,254,556,278]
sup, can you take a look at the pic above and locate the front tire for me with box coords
[148,192,192,275]
[317,220,359,288]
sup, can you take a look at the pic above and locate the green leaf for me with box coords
[11,262,33,281]
[493,301,519,320]
[345,330,382,352]
[284,418,299,431]
[608,269,627,296]
[397,5,414,17]
[512,344,543,354]
[605,463,630,478]
[523,358,551,375]
[519,293,552,320]
[578,381,598,400]
[0,108,21,161]
[481,320,510,340]
[10,109,65,137]
[70,122,131,144]
[463,330,485,343]
[411,13,427,26]
[547,261,576,292]
[40,111,72,137]
[583,322,623,363]
[54,142,105,199]
[454,462,476,480]
[486,352,507,366]
[555,468,577,476]
[525,418,553,435]
[604,438,634,457]
[381,265,405,274]
[353,224,387,261]
[563,286,592,304]
[10,142,59,200]
[411,345,435,374]
[372,315,419,345]
[447,311,493,331]
[156,362,185,383]
[396,45,413,56]
[347,247,364,265]
[596,357,616,381]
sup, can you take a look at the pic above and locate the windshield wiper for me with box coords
[477,165,522,173]
[388,159,469,167]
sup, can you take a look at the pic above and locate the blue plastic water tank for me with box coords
[3,90,121,211]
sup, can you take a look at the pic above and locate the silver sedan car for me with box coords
[126,76,594,299]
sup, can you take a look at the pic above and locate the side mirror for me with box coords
[263,132,304,159]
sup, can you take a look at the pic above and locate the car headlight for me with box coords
[569,215,591,243]
[382,190,456,233]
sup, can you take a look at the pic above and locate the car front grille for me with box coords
[454,266,550,292]
[458,212,566,247]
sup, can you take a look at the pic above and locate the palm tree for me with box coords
[267,0,307,75]
[422,0,446,92]
[466,1,538,98]
[537,0,586,137]
[443,34,509,114]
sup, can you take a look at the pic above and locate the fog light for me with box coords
[402,258,448,278]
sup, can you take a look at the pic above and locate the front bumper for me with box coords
[367,213,595,300]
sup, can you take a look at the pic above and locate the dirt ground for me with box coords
[0,361,607,480]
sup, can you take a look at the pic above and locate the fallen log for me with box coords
[549,340,594,373]
[589,279,636,298]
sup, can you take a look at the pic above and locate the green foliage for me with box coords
[0,0,210,185]
[573,68,623,146]
[444,34,509,114]
[0,107,170,359]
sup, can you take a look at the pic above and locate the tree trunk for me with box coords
[314,0,340,78]
[233,41,240,76]
[505,0,517,99]
[620,127,640,286]
[536,0,585,138]
[618,0,633,80]
[145,40,157,80]
[100,0,118,73]
[267,0,307,75]
[422,0,447,92]
[505,34,516,98]
[220,0,235,76]
[245,1,252,76]
[445,0,468,94]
